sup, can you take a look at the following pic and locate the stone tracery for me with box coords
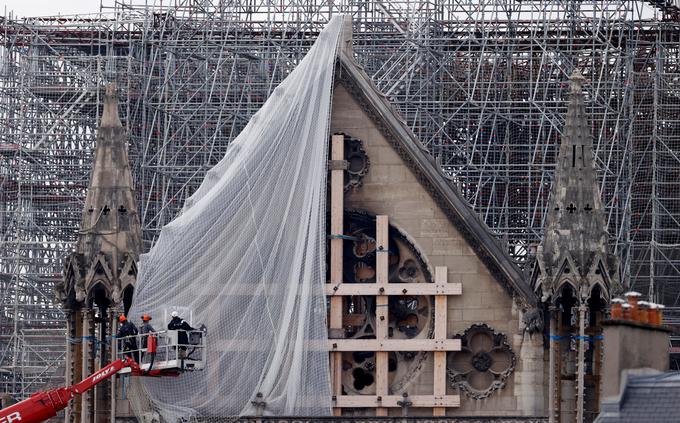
[447,324,516,399]
[340,210,435,395]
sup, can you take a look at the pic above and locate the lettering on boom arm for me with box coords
[1,412,22,423]
[92,366,115,384]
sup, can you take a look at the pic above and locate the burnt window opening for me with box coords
[567,203,577,213]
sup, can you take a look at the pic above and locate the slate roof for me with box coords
[596,372,680,423]
[334,17,534,306]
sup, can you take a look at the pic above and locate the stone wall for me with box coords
[331,84,546,417]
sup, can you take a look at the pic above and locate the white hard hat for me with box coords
[171,311,179,318]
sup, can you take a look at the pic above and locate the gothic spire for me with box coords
[534,70,618,302]
[58,83,141,309]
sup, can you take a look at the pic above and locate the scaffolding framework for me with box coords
[1,0,680,399]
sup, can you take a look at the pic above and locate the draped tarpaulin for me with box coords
[129,16,343,421]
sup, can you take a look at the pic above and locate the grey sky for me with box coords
[1,0,662,20]
[1,1,106,17]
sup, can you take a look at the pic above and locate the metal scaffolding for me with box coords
[1,0,679,399]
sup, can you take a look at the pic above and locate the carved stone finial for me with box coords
[569,70,585,93]
[101,83,122,128]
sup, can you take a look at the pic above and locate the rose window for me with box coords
[447,324,515,399]
[339,210,434,395]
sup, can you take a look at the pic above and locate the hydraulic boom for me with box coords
[0,357,165,423]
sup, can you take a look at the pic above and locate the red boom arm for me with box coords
[0,357,151,423]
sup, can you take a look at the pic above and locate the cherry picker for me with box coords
[0,328,206,423]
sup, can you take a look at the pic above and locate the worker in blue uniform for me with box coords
[116,314,139,362]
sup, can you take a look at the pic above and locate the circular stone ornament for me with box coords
[340,210,434,396]
[447,323,516,399]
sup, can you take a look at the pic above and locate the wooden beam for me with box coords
[334,395,461,408]
[375,352,388,416]
[325,282,462,296]
[329,134,344,416]
[375,215,388,416]
[185,338,463,352]
[375,215,389,340]
[433,267,448,340]
[327,323,462,352]
[433,266,448,416]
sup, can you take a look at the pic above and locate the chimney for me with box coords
[601,312,671,398]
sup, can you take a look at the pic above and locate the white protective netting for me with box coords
[129,16,343,421]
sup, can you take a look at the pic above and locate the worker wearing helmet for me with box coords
[168,311,195,351]
[140,314,155,348]
[140,314,155,335]
[116,314,139,362]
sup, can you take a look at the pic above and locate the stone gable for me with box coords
[331,84,546,416]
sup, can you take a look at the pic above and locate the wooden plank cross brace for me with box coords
[375,215,389,416]
[328,213,462,414]
[329,134,344,416]
[433,266,448,416]
[326,134,462,415]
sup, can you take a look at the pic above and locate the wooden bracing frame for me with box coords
[328,134,462,415]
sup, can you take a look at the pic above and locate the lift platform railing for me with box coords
[114,329,206,373]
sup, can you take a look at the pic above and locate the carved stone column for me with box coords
[548,306,559,423]
[81,310,93,423]
[576,303,587,423]
[65,310,83,423]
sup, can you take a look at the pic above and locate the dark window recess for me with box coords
[584,204,592,212]
[352,367,374,390]
[572,145,576,167]
[567,203,577,213]
[87,207,94,214]
[118,205,127,214]
[581,145,585,166]
[102,205,111,216]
